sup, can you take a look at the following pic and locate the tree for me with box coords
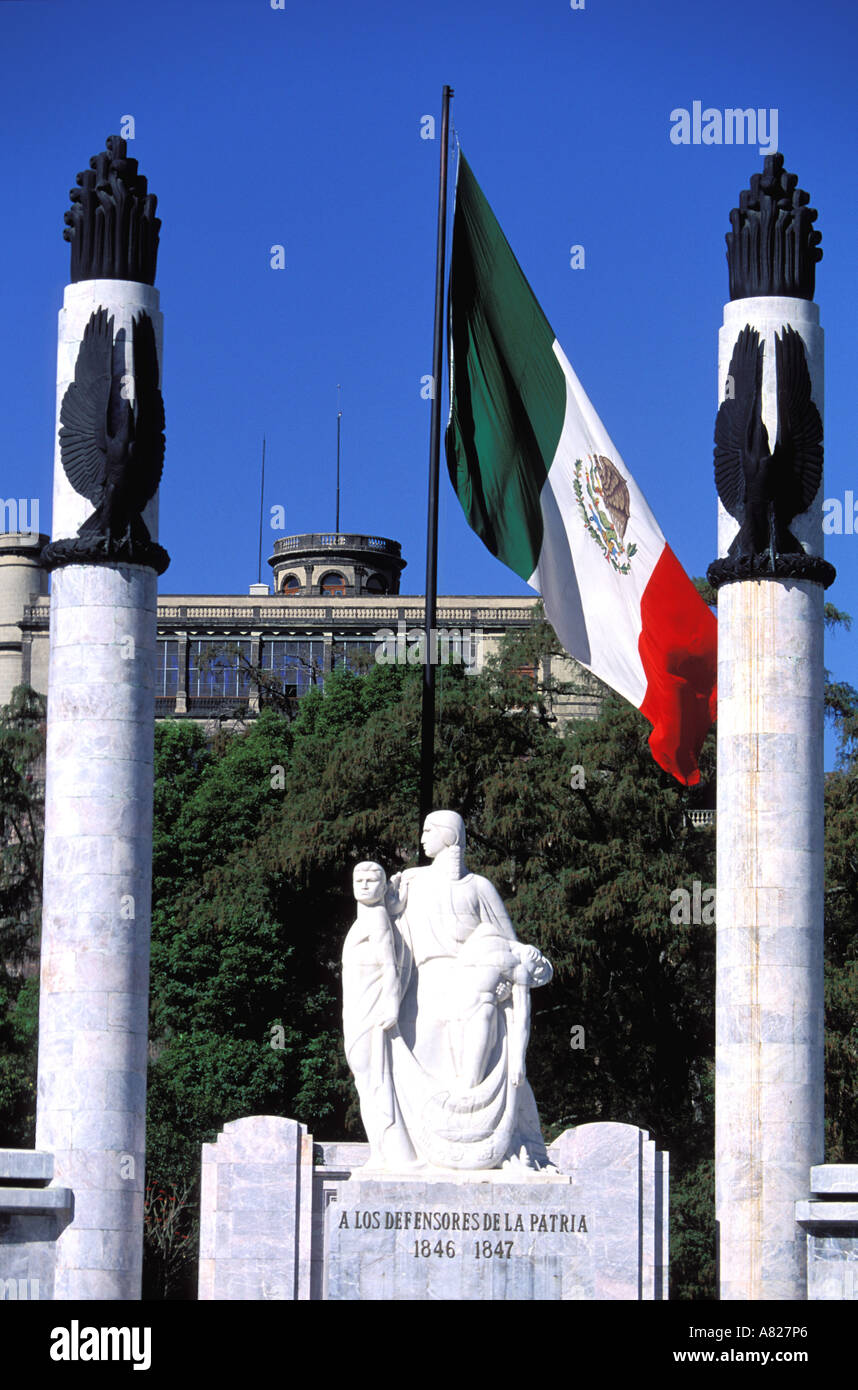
[0,685,45,1148]
[822,606,858,1163]
[0,685,45,960]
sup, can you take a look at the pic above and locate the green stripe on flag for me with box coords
[445,153,567,582]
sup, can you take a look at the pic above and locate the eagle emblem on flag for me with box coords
[574,454,637,574]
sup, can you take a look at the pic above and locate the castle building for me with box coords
[0,531,50,703]
[0,529,605,721]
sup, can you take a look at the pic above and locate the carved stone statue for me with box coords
[342,813,553,1172]
[342,862,417,1170]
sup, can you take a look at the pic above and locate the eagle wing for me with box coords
[128,310,165,512]
[774,324,823,520]
[713,324,763,518]
[594,455,630,540]
[58,307,112,505]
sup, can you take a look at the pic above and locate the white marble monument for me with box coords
[197,812,669,1300]
[342,811,553,1172]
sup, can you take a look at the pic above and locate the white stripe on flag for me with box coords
[528,341,668,709]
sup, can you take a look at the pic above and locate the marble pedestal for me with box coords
[0,1150,73,1300]
[797,1166,858,1300]
[198,1117,668,1300]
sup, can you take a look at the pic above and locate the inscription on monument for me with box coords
[324,1181,604,1300]
[335,1203,589,1264]
[336,1206,588,1233]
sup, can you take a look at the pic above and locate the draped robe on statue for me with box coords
[342,893,417,1169]
[384,850,550,1171]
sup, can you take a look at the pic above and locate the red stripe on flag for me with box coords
[638,544,717,786]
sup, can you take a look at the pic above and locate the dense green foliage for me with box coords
[822,763,858,1164]
[0,687,44,1146]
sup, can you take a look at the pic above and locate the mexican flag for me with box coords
[445,153,717,785]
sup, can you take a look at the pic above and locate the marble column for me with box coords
[35,272,164,1300]
[714,294,826,1300]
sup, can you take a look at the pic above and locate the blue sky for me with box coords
[1,0,856,764]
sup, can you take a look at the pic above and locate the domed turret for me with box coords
[269,532,405,597]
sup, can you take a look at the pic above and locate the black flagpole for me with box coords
[419,83,453,856]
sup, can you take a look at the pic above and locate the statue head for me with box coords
[352,861,387,906]
[519,944,553,989]
[421,810,466,861]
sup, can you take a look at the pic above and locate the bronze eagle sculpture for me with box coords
[714,323,822,568]
[57,306,165,561]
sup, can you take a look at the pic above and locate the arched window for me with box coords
[365,574,388,595]
[282,574,302,595]
[321,572,348,597]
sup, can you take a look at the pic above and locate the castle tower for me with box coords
[269,532,406,597]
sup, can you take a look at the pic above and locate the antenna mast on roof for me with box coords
[336,384,342,533]
[257,435,266,584]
